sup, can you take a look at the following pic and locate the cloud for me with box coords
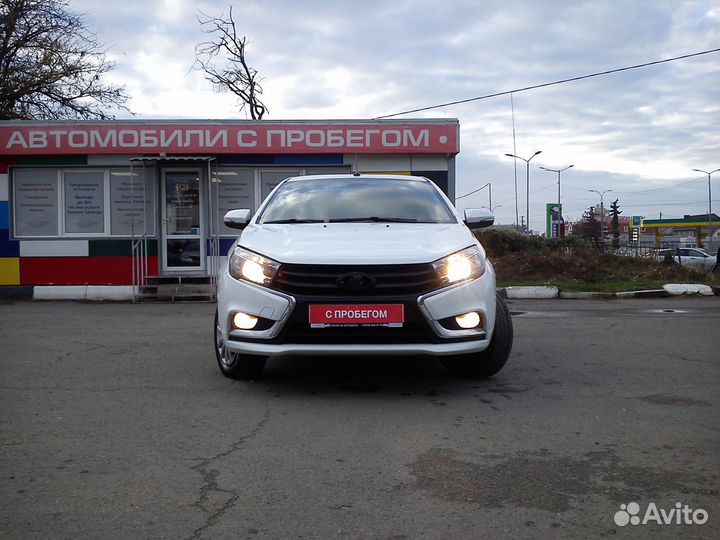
[66,0,719,225]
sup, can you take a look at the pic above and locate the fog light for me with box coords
[455,312,480,329]
[233,311,258,330]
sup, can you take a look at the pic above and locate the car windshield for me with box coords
[258,177,457,224]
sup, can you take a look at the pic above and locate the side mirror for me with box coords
[463,208,494,229]
[224,209,252,230]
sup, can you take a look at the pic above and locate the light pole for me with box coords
[691,168,719,247]
[540,164,573,207]
[505,150,542,233]
[588,189,613,237]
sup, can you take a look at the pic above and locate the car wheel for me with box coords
[442,294,513,378]
[214,311,267,379]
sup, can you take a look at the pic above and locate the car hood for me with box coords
[237,223,481,264]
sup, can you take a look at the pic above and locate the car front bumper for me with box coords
[217,264,497,357]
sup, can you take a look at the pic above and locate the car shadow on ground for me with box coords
[242,354,520,399]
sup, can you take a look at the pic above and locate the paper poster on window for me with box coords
[64,172,104,233]
[13,169,59,236]
[260,171,296,203]
[110,171,155,235]
[213,169,255,235]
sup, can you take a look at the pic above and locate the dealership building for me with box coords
[0,119,459,299]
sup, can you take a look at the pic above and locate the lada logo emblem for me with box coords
[336,272,377,290]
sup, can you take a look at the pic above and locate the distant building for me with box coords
[641,213,720,248]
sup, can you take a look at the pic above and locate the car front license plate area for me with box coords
[309,304,405,328]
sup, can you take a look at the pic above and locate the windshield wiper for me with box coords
[264,218,325,224]
[328,216,418,223]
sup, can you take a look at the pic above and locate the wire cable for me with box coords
[374,48,720,119]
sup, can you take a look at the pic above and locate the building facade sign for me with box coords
[0,122,459,155]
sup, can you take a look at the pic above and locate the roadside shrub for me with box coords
[474,228,583,258]
[475,227,716,287]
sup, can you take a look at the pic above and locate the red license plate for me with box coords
[309,304,404,328]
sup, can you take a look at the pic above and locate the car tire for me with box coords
[214,311,267,379]
[442,294,513,378]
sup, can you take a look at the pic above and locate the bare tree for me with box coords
[0,0,130,120]
[193,6,267,120]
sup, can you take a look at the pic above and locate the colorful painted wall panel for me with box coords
[20,256,158,285]
[0,172,8,200]
[0,158,17,174]
[89,239,158,257]
[19,240,89,257]
[0,229,20,257]
[0,201,8,228]
[0,257,20,285]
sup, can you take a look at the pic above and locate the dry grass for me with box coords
[475,229,717,291]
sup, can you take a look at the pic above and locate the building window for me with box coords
[12,168,60,237]
[110,170,156,236]
[12,167,155,238]
[211,168,256,236]
[63,171,105,234]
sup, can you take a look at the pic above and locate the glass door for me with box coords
[162,169,205,272]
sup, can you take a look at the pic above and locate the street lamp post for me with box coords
[588,189,613,238]
[691,168,719,248]
[539,164,573,207]
[505,150,542,233]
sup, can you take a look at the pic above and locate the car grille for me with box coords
[278,298,436,344]
[270,263,441,297]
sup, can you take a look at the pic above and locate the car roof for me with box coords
[284,174,430,183]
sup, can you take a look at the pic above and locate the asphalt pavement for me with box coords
[1,298,718,540]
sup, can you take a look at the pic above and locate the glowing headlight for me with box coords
[432,246,485,286]
[228,247,280,286]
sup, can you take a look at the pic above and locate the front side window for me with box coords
[259,177,456,224]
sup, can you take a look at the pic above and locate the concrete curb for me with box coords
[505,286,558,299]
[1,285,134,301]
[498,285,718,299]
[1,284,718,301]
[663,283,714,296]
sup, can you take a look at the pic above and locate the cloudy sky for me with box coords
[71,0,719,229]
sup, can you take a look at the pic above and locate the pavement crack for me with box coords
[184,408,271,540]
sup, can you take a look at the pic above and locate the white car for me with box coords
[214,174,513,379]
[656,248,717,269]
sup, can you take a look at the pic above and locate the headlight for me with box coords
[228,247,280,286]
[432,246,485,286]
